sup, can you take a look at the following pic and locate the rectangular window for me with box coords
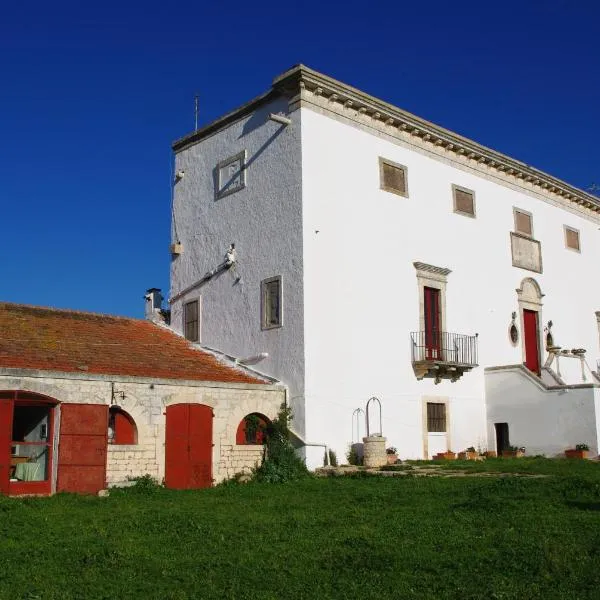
[184,300,199,342]
[216,150,247,199]
[452,185,475,217]
[564,226,581,252]
[427,402,446,433]
[379,157,408,197]
[261,276,282,329]
[514,208,533,237]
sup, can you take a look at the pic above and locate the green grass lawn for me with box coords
[2,459,600,600]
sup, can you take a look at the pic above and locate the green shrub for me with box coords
[347,444,363,466]
[252,404,311,484]
[323,448,338,467]
[127,474,162,494]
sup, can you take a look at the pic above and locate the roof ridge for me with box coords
[0,301,144,322]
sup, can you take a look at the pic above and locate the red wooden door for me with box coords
[424,287,441,359]
[0,399,13,495]
[523,309,540,374]
[165,404,213,490]
[57,404,108,494]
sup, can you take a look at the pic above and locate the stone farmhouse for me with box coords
[169,65,600,469]
[0,302,284,496]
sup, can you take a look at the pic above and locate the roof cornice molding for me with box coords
[273,65,600,215]
[413,262,452,278]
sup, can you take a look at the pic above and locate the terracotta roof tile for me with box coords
[0,302,267,385]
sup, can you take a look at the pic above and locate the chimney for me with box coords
[144,288,164,322]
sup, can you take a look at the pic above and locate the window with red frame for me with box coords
[235,413,270,445]
[108,407,137,445]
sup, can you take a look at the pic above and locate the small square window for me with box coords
[564,226,581,252]
[452,185,475,217]
[216,150,247,199]
[427,402,446,433]
[379,157,408,197]
[514,208,533,237]
[261,276,282,330]
[184,300,199,342]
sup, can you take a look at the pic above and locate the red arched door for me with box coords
[165,404,213,489]
[0,391,58,496]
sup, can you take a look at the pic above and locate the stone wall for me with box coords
[106,443,159,486]
[219,444,265,480]
[0,368,285,490]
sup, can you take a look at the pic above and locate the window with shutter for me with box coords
[261,276,282,329]
[184,300,199,342]
[452,185,475,217]
[564,226,580,252]
[379,158,408,197]
[514,209,533,237]
[427,402,446,432]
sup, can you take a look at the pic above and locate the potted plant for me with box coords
[458,446,478,460]
[501,445,525,458]
[565,443,590,459]
[386,446,398,465]
[434,450,456,460]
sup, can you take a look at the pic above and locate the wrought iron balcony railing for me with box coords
[410,331,478,367]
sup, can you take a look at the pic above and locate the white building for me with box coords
[169,65,600,467]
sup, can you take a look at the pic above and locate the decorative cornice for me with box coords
[413,262,452,277]
[173,64,600,216]
[274,65,600,216]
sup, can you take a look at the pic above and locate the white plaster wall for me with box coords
[485,368,599,456]
[0,370,284,487]
[170,96,306,433]
[299,105,600,466]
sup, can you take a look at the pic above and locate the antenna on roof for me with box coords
[194,93,199,131]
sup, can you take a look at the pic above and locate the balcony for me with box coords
[410,331,478,383]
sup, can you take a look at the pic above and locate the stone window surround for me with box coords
[379,156,409,198]
[564,225,581,253]
[413,262,451,335]
[513,207,534,238]
[421,396,451,459]
[261,275,283,330]
[215,150,247,200]
[452,184,476,218]
[183,297,201,342]
[516,277,544,367]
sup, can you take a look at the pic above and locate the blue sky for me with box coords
[1,0,598,317]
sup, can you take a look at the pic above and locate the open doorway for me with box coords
[495,422,510,455]
[1,392,56,496]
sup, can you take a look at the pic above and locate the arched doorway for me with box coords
[165,404,213,489]
[0,391,58,496]
[1,391,109,496]
[516,278,544,375]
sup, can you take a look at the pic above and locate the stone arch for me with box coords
[516,277,544,370]
[108,406,138,445]
[235,412,271,445]
[226,400,278,446]
[516,277,544,306]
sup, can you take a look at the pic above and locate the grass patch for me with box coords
[2,459,600,599]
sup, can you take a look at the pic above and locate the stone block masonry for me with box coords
[0,368,285,490]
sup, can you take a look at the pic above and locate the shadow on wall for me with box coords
[240,98,290,137]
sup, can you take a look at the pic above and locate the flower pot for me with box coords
[501,450,524,458]
[434,451,456,460]
[387,454,398,465]
[458,451,479,460]
[565,449,589,459]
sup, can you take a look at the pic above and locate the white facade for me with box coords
[170,66,600,467]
